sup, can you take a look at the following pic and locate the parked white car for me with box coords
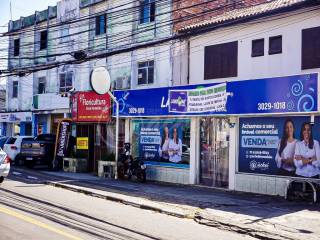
[0,148,10,183]
[3,136,34,164]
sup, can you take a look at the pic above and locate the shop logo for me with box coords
[249,160,269,171]
[169,91,188,113]
[171,96,187,107]
[79,94,106,106]
[144,152,156,159]
[242,136,278,149]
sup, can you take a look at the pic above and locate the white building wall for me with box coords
[189,8,320,85]
[187,8,320,195]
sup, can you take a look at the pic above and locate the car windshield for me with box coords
[6,137,17,144]
[23,137,35,141]
[35,134,56,141]
[0,138,8,148]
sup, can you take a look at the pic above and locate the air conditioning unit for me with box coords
[114,76,130,90]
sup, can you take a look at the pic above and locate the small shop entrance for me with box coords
[200,117,230,188]
[76,124,95,172]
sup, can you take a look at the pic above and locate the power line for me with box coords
[1,0,249,63]
[2,2,318,79]
[0,0,211,55]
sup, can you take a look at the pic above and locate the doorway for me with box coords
[200,117,230,188]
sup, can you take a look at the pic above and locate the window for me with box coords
[60,26,69,43]
[59,72,73,93]
[95,14,106,35]
[40,30,48,50]
[25,123,32,136]
[251,38,264,57]
[139,0,155,24]
[204,41,238,80]
[13,39,20,56]
[38,77,46,94]
[12,81,18,98]
[138,60,154,85]
[302,26,320,70]
[269,35,282,55]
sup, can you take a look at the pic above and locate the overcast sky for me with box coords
[0,0,59,27]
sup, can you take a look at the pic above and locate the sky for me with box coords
[0,0,59,27]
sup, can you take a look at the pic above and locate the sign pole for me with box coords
[108,92,119,180]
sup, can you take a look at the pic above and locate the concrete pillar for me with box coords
[125,118,130,143]
[190,117,200,184]
[228,116,238,190]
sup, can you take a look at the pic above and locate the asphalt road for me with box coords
[0,171,257,240]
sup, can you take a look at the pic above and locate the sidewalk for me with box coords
[42,171,320,240]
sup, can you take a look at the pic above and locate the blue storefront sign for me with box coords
[113,73,318,116]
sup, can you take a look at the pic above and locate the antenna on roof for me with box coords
[10,0,12,20]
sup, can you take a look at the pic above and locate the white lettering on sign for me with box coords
[79,94,106,106]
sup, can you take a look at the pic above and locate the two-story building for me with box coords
[175,0,320,195]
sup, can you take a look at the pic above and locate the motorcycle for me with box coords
[118,143,146,183]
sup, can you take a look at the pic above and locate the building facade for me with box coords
[5,0,320,196]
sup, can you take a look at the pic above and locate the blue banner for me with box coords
[132,119,190,166]
[113,73,318,116]
[239,117,320,178]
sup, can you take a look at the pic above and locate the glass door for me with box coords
[200,117,230,188]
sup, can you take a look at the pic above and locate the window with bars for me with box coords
[60,26,69,43]
[13,39,20,56]
[38,77,46,94]
[138,60,154,85]
[95,14,106,35]
[59,72,73,93]
[40,30,48,50]
[12,81,18,98]
[139,0,155,24]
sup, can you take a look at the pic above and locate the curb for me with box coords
[46,181,306,240]
[46,181,194,219]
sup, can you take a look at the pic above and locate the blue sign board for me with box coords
[113,73,318,116]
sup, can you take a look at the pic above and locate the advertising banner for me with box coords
[132,119,190,166]
[77,137,89,150]
[114,73,318,116]
[72,91,111,122]
[169,83,227,113]
[0,112,32,123]
[239,116,320,178]
[53,119,72,170]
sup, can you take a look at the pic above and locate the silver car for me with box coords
[0,148,10,183]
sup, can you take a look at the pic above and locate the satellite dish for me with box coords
[90,67,111,95]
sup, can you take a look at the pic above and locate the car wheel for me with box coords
[14,154,23,166]
[0,176,4,183]
[25,160,35,169]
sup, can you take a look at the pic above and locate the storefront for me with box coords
[114,73,319,193]
[0,112,33,136]
[71,91,119,173]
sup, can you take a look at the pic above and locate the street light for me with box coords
[90,67,119,179]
